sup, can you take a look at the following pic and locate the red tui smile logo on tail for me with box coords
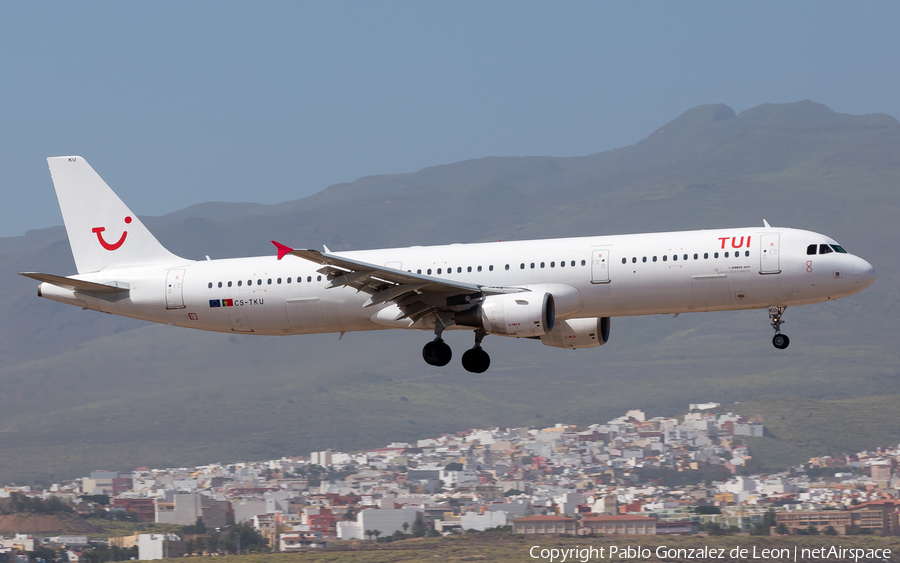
[92,216,132,250]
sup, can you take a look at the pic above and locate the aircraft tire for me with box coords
[772,334,790,350]
[462,348,491,373]
[423,339,452,366]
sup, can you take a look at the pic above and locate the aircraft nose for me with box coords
[852,257,876,289]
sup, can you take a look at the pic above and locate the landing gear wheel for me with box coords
[423,339,452,366]
[462,347,491,373]
[768,306,790,350]
[772,334,790,350]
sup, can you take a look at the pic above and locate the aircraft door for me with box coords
[760,234,781,274]
[591,249,610,284]
[165,269,186,309]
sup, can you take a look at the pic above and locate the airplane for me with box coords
[21,157,876,373]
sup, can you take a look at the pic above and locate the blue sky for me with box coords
[2,2,898,237]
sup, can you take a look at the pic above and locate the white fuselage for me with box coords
[39,226,875,337]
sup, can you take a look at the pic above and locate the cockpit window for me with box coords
[831,244,848,254]
[807,244,817,255]
[819,244,833,255]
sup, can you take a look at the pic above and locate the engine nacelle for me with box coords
[456,292,555,337]
[540,317,610,349]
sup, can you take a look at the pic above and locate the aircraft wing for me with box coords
[19,272,130,294]
[272,241,525,323]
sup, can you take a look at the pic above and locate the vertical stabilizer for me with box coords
[47,156,184,273]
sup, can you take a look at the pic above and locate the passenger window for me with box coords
[714,252,719,258]
[437,268,442,274]
[560,261,565,267]
[724,252,729,258]
[622,258,627,264]
[277,278,282,284]
[316,275,321,281]
[693,254,698,260]
[218,282,222,288]
[663,255,668,262]
[307,276,312,282]
[653,256,657,262]
[704,253,708,259]
[538,262,543,268]
[683,254,688,261]
[248,279,252,286]
[238,280,243,287]
[807,244,817,255]
[632,257,637,263]
[581,260,586,266]
[468,266,472,272]
[571,261,576,267]
[551,261,555,268]
[458,267,462,273]
[427,269,432,275]
[267,279,272,285]
[257,279,262,285]
[745,250,750,257]
[228,281,233,287]
[530,263,535,269]
[832,245,848,254]
[819,244,833,254]
[520,263,525,269]
[673,255,677,261]
[417,269,421,274]
[477,266,482,272]
[287,278,291,284]
[642,257,647,263]
[208,282,213,289]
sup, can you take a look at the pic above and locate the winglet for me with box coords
[272,240,294,260]
[763,219,771,228]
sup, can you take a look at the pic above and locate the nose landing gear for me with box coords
[769,306,790,350]
[461,329,491,373]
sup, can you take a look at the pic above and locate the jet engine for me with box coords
[540,317,610,349]
[456,292,555,337]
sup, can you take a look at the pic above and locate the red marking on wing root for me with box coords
[272,240,294,260]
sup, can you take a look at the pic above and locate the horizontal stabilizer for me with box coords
[18,272,130,294]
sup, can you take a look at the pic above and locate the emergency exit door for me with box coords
[591,249,610,283]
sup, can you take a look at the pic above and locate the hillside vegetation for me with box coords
[735,394,900,470]
[1,101,898,484]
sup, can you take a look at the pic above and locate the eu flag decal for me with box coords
[209,299,221,308]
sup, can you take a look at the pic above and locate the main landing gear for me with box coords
[422,326,492,373]
[422,338,452,366]
[769,306,790,350]
[423,315,453,367]
[461,329,490,374]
